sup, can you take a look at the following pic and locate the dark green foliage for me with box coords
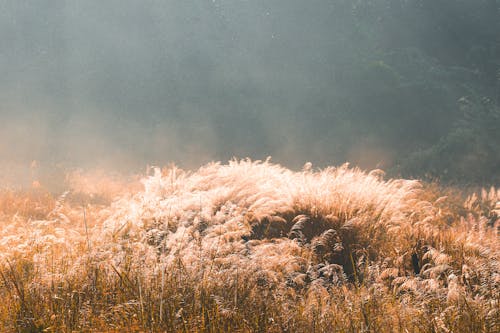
[400,98,500,184]
[311,0,500,183]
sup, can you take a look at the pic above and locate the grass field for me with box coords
[0,159,498,332]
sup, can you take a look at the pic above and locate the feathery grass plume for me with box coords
[0,159,498,332]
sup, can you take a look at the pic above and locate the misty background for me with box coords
[1,0,499,187]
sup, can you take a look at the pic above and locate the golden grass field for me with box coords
[0,159,498,332]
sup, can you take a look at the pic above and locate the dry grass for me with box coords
[0,159,498,332]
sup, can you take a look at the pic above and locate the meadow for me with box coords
[0,159,498,332]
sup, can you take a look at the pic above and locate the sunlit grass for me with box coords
[0,159,498,332]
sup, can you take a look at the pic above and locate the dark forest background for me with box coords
[1,0,499,185]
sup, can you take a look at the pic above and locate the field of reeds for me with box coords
[0,159,498,332]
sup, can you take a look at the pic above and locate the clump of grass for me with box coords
[0,159,498,332]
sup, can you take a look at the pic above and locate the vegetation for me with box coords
[307,0,500,183]
[0,160,498,332]
[1,1,499,332]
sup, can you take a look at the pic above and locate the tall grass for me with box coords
[0,159,498,332]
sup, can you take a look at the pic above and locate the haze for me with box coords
[1,1,499,185]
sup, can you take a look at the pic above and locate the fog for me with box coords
[1,1,499,185]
